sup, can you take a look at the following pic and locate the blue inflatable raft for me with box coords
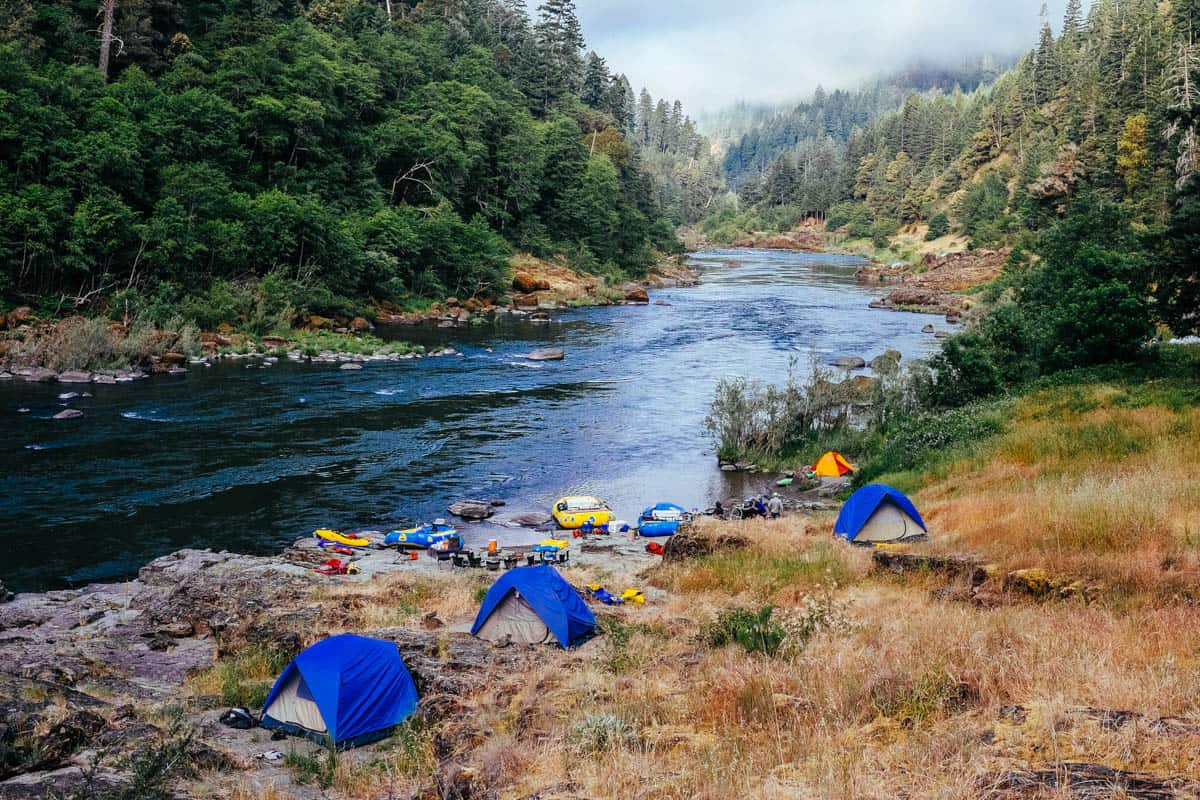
[638,502,688,537]
[385,521,459,549]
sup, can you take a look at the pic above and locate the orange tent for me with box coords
[812,451,854,477]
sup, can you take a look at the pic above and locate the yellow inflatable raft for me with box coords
[314,529,370,547]
[551,496,614,529]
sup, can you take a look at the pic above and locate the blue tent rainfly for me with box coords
[260,634,419,748]
[834,484,927,543]
[471,564,595,647]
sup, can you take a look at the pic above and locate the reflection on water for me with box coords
[0,250,937,591]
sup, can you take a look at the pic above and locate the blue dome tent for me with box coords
[260,634,419,748]
[471,565,595,647]
[834,484,928,543]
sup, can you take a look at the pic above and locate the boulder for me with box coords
[625,288,650,304]
[934,331,951,339]
[525,347,565,361]
[305,315,333,331]
[350,316,372,332]
[922,324,936,333]
[57,371,93,384]
[160,352,187,365]
[448,500,494,521]
[830,356,866,370]
[492,511,553,528]
[53,409,83,420]
[339,362,364,370]
[0,581,12,603]
[513,292,541,308]
[6,306,33,329]
[512,272,551,293]
[261,335,288,350]
[20,367,57,383]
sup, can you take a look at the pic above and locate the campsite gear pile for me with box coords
[219,707,257,730]
[586,584,645,605]
[315,558,360,575]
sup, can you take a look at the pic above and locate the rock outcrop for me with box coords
[858,249,1009,314]
[525,348,565,361]
[448,500,495,520]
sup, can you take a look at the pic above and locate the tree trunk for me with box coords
[384,0,392,20]
[98,0,116,79]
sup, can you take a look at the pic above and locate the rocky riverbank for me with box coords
[0,519,665,799]
[856,248,1009,316]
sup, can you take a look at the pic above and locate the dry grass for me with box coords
[917,386,1200,601]
[311,571,491,630]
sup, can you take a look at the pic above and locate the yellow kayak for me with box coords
[551,496,614,529]
[314,529,370,547]
[540,539,570,550]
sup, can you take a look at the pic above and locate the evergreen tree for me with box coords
[1034,21,1060,104]
[533,0,585,107]
[1062,0,1083,38]
[637,88,653,146]
[580,51,609,108]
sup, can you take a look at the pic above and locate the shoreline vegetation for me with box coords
[0,254,698,383]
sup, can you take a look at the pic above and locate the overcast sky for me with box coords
[569,0,1067,113]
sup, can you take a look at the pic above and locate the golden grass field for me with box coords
[209,378,1200,799]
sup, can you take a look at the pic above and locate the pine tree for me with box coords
[669,100,684,152]
[1034,21,1060,104]
[637,88,653,146]
[764,153,798,205]
[617,75,636,134]
[1063,0,1083,38]
[534,0,585,104]
[580,51,609,108]
[651,98,669,152]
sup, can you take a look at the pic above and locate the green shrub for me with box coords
[856,403,1007,484]
[871,217,900,249]
[284,746,338,787]
[703,605,787,656]
[924,212,950,240]
[826,201,874,239]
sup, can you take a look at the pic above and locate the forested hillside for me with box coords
[718,57,1010,190]
[0,0,700,328]
[703,0,1198,336]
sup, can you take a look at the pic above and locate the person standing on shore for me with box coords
[767,493,783,518]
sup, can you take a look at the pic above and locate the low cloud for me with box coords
[572,0,1066,112]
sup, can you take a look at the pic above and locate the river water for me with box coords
[0,249,937,592]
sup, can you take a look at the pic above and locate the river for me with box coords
[0,249,938,592]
